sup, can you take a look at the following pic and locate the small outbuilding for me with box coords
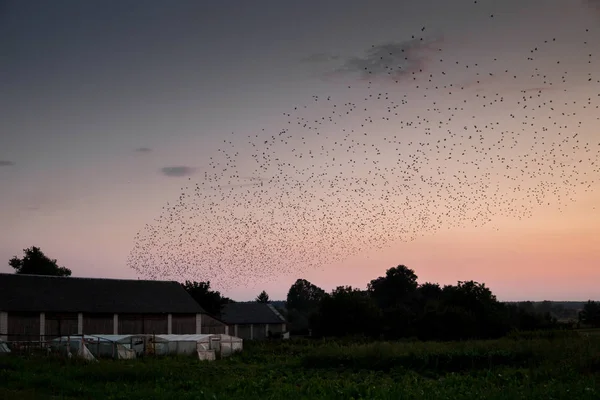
[220,302,287,340]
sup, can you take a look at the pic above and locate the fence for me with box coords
[1,333,52,357]
[0,333,128,360]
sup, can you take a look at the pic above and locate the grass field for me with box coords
[1,331,599,400]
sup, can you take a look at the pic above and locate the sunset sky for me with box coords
[1,0,599,301]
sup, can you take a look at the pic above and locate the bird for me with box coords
[126,12,600,292]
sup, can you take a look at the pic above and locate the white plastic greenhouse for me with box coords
[146,334,243,359]
[49,335,135,361]
[0,339,11,354]
[49,333,242,361]
[49,336,100,361]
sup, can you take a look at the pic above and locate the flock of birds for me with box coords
[127,11,600,291]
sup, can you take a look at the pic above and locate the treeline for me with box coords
[504,300,585,322]
[281,265,600,341]
[180,265,600,341]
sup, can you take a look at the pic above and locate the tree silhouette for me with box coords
[579,300,600,328]
[418,282,443,301]
[287,279,326,311]
[306,264,564,341]
[440,281,509,339]
[181,280,231,317]
[367,265,419,338]
[368,265,418,309]
[9,246,71,276]
[286,279,326,334]
[312,286,382,338]
[505,302,555,332]
[256,290,270,303]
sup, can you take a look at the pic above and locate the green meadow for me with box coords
[1,331,599,400]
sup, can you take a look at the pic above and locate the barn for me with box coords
[220,302,287,340]
[0,273,228,341]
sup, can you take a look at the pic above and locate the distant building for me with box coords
[0,273,227,341]
[220,302,287,340]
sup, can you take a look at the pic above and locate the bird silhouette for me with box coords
[127,14,600,291]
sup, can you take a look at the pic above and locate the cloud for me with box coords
[135,147,152,153]
[160,166,196,177]
[0,160,15,166]
[324,35,443,83]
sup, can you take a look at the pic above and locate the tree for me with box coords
[416,282,443,311]
[505,303,555,332]
[517,301,536,314]
[9,246,71,276]
[418,282,443,301]
[441,281,498,312]
[286,279,327,334]
[367,265,419,310]
[412,282,445,340]
[181,281,231,317]
[440,281,508,339]
[256,290,270,303]
[579,300,600,328]
[312,286,382,338]
[367,265,419,339]
[537,300,554,315]
[286,279,326,312]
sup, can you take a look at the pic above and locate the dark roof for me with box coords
[0,273,204,314]
[220,302,286,324]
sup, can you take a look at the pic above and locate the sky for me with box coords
[1,0,599,301]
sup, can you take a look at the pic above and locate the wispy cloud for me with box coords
[160,166,196,177]
[135,147,152,153]
[0,160,15,166]
[323,35,443,83]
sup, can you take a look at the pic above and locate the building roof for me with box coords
[220,302,286,325]
[0,273,204,314]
